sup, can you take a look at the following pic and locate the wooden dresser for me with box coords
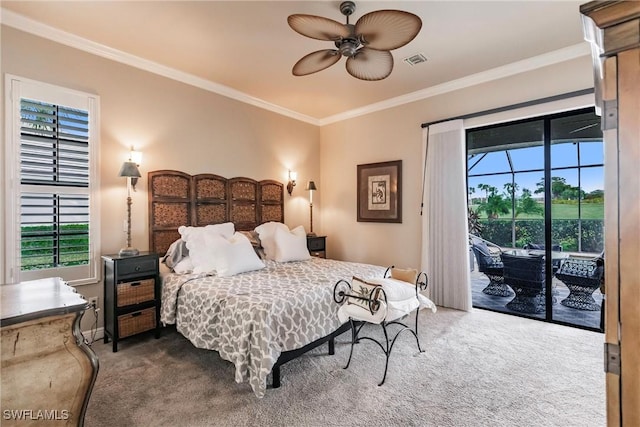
[0,277,98,426]
[581,2,640,425]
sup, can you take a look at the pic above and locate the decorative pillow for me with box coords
[207,232,265,277]
[238,230,261,247]
[471,237,492,257]
[273,225,311,262]
[162,238,189,269]
[390,267,418,285]
[347,276,383,312]
[255,222,289,260]
[238,230,265,259]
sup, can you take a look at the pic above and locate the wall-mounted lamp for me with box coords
[306,180,317,236]
[286,170,297,196]
[118,159,141,257]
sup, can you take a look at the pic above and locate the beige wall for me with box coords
[320,55,594,269]
[1,27,320,330]
[1,25,595,331]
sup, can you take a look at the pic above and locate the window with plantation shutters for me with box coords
[20,99,90,186]
[20,99,91,271]
[5,76,100,285]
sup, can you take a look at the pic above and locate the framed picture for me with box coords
[357,160,402,223]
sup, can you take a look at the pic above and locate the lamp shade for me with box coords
[305,181,317,191]
[118,161,141,178]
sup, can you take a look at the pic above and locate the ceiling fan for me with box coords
[287,1,422,81]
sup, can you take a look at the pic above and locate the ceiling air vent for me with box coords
[403,53,428,66]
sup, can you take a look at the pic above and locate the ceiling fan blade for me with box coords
[292,49,341,76]
[288,14,351,41]
[355,10,422,51]
[345,48,393,81]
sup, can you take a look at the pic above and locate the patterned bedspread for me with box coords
[160,257,385,398]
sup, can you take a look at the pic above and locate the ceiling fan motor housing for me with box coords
[337,39,359,57]
[340,1,356,17]
[334,23,359,57]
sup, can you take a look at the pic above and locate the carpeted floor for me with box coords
[85,307,605,427]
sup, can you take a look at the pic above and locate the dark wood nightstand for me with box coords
[102,252,160,352]
[307,235,327,258]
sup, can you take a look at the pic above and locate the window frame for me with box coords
[4,74,101,286]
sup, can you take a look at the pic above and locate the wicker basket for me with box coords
[116,278,155,307]
[118,308,156,338]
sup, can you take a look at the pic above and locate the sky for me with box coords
[468,141,604,196]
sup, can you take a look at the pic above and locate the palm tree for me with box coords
[503,182,519,198]
[516,188,543,217]
[468,186,476,204]
[477,186,510,219]
[477,183,493,203]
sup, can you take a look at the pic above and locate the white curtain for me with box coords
[421,120,472,311]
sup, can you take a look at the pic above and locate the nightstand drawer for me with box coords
[307,237,325,251]
[116,278,155,307]
[118,308,156,338]
[117,256,158,276]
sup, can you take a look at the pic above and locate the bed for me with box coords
[148,170,385,397]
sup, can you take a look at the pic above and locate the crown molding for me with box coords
[0,8,321,126]
[318,43,591,126]
[2,8,590,127]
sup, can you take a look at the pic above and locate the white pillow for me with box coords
[180,223,235,274]
[273,225,311,262]
[365,277,416,301]
[173,256,194,274]
[187,240,217,274]
[255,222,289,260]
[208,232,265,277]
[178,223,234,242]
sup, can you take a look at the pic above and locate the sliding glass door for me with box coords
[467,108,604,330]
[549,112,604,328]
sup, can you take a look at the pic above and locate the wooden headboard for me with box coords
[148,170,284,255]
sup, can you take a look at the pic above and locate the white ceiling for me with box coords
[1,1,589,124]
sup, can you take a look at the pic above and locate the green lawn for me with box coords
[21,224,89,270]
[471,202,603,220]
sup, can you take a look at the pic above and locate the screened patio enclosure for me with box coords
[467,108,604,331]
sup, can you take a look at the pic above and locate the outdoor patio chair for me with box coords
[523,242,564,273]
[555,253,604,311]
[501,253,546,314]
[523,243,563,252]
[470,236,512,297]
